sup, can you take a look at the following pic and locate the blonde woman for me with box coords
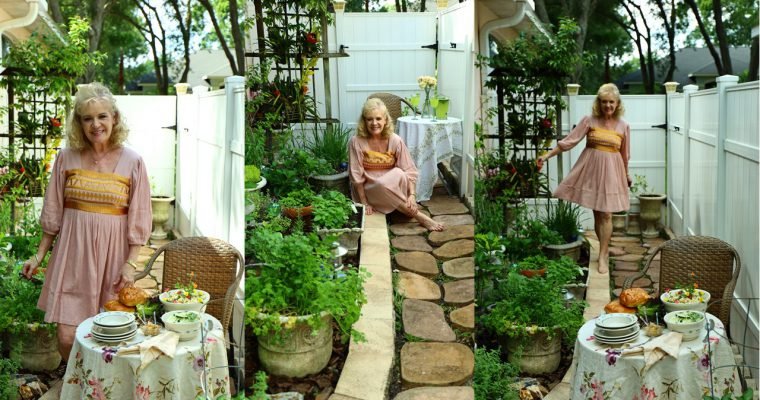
[22,83,152,360]
[537,83,631,274]
[349,98,444,231]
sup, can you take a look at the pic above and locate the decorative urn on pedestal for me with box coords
[150,196,175,239]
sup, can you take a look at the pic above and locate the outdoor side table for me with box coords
[61,313,231,399]
[571,313,742,399]
[396,116,463,202]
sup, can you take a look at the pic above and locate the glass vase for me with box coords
[421,87,433,118]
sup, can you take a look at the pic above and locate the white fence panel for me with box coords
[686,89,718,236]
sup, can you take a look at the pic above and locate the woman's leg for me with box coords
[396,202,444,231]
[57,323,76,361]
[593,210,612,274]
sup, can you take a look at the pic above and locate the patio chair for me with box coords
[368,92,417,124]
[623,235,741,328]
[134,236,245,336]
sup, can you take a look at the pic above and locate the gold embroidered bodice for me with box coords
[586,127,624,153]
[63,169,131,215]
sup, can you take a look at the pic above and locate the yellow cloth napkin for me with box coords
[622,331,683,373]
[117,331,179,371]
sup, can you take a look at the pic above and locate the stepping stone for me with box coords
[400,343,474,388]
[391,210,431,224]
[428,225,475,246]
[611,236,641,243]
[643,238,666,247]
[450,304,475,331]
[432,214,474,227]
[442,279,474,305]
[433,239,474,261]
[392,236,434,252]
[390,223,427,236]
[614,254,645,262]
[426,202,469,216]
[624,246,648,255]
[402,299,455,342]
[608,247,626,256]
[612,261,640,272]
[397,272,441,301]
[396,252,439,278]
[442,257,474,279]
[421,197,461,207]
[394,386,474,400]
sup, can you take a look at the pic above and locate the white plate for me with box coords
[595,327,640,341]
[91,331,138,344]
[595,313,638,330]
[91,327,138,340]
[595,324,640,337]
[94,312,136,328]
[92,322,137,335]
[595,331,640,344]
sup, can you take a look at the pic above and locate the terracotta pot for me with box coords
[282,205,313,219]
[519,268,546,278]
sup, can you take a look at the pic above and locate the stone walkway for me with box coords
[390,191,475,400]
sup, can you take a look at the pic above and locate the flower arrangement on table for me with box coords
[417,75,437,117]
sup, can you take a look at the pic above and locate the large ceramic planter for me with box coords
[612,212,627,233]
[309,171,350,198]
[543,237,584,262]
[638,193,666,238]
[315,204,365,256]
[257,313,333,378]
[9,324,61,372]
[150,196,175,239]
[501,327,562,374]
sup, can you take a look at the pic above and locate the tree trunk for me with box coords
[654,0,677,84]
[711,0,732,74]
[199,0,240,75]
[47,0,64,24]
[533,0,551,24]
[395,0,401,12]
[85,0,108,83]
[229,0,247,73]
[685,0,724,75]
[750,35,759,81]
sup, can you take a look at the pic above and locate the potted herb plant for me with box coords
[245,165,266,192]
[312,190,365,256]
[631,174,666,238]
[262,148,331,198]
[306,124,352,197]
[245,228,367,378]
[541,200,585,262]
[279,187,317,219]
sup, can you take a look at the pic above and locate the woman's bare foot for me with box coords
[415,212,445,232]
[597,254,609,274]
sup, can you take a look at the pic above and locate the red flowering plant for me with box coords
[478,150,549,200]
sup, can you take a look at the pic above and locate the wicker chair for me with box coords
[135,237,245,335]
[368,92,417,123]
[623,236,741,328]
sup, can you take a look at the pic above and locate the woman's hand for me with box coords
[406,194,418,214]
[112,262,135,294]
[22,256,40,279]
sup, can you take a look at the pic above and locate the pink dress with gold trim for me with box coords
[37,147,152,326]
[553,115,631,212]
[348,134,419,214]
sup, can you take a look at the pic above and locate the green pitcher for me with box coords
[435,97,450,120]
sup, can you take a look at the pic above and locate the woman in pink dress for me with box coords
[22,83,152,360]
[537,83,632,274]
[349,98,444,231]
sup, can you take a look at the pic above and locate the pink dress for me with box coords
[349,134,419,214]
[553,116,630,212]
[38,147,152,326]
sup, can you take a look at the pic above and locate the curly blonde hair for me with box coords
[356,98,394,139]
[591,83,625,119]
[67,82,129,150]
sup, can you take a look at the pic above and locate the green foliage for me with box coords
[245,229,367,342]
[244,165,261,188]
[262,148,331,198]
[703,388,754,400]
[630,174,653,196]
[278,187,317,209]
[0,257,49,334]
[250,370,268,400]
[542,200,583,243]
[312,190,356,230]
[0,354,19,400]
[502,209,562,263]
[306,124,352,173]
[473,347,520,400]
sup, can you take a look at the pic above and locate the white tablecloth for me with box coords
[571,313,742,399]
[396,116,463,202]
[61,314,231,399]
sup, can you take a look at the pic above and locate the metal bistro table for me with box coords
[571,313,742,399]
[396,115,463,202]
[61,313,230,399]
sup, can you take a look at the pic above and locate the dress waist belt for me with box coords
[587,143,619,153]
[64,200,129,215]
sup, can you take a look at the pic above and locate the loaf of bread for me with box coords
[104,299,136,313]
[604,299,636,314]
[119,286,148,306]
[619,288,651,308]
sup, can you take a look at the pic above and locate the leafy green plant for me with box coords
[630,174,654,196]
[542,200,583,243]
[0,257,51,334]
[262,148,331,198]
[312,190,355,230]
[244,165,262,188]
[502,209,562,263]
[703,388,754,400]
[306,124,352,173]
[250,370,268,400]
[0,354,19,400]
[473,347,520,400]
[245,229,367,342]
[278,187,317,209]
[516,255,582,286]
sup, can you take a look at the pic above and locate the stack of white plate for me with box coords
[91,311,138,343]
[594,313,640,344]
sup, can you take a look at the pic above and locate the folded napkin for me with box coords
[117,331,179,371]
[622,331,683,373]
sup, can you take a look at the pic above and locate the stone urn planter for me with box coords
[9,324,61,372]
[543,237,584,262]
[315,204,365,256]
[612,212,627,233]
[150,196,175,239]
[638,193,667,238]
[309,171,350,198]
[626,212,642,236]
[257,313,333,378]
[501,327,562,374]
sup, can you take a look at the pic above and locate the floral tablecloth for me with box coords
[61,314,230,399]
[396,116,463,202]
[571,313,742,399]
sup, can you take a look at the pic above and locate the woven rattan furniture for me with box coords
[135,237,244,335]
[368,92,417,123]
[623,235,741,327]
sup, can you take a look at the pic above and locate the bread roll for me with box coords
[604,299,636,314]
[619,288,651,308]
[119,286,148,306]
[104,299,135,313]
